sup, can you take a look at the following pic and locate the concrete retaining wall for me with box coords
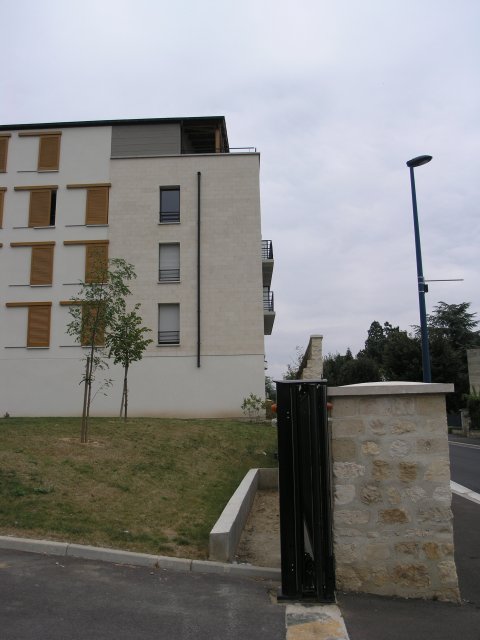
[209,467,278,562]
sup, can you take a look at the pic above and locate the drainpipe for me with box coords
[197,171,201,368]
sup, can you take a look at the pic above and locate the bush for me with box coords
[241,393,265,421]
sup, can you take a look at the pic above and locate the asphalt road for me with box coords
[448,436,480,493]
[0,551,284,640]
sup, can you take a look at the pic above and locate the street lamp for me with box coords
[406,154,432,383]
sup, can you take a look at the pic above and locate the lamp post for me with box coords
[406,154,432,383]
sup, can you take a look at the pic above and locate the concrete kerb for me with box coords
[0,535,281,581]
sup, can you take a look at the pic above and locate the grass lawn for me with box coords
[0,417,278,559]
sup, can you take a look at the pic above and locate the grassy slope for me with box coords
[0,417,278,559]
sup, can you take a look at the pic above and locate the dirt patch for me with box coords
[235,489,281,568]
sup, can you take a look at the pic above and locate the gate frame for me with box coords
[276,379,335,602]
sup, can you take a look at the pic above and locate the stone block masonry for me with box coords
[328,382,460,602]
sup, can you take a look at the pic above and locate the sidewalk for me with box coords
[337,493,480,640]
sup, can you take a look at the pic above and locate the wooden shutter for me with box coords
[29,189,51,227]
[86,187,109,225]
[0,189,5,228]
[27,304,51,347]
[38,135,61,171]
[0,136,9,172]
[82,304,105,346]
[85,242,109,283]
[30,245,54,285]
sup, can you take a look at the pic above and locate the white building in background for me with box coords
[0,117,275,417]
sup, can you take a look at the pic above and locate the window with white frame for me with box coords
[158,303,180,344]
[159,243,180,282]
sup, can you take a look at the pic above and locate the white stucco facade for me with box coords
[0,118,273,417]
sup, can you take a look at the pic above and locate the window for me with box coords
[0,188,5,227]
[67,183,111,225]
[28,304,52,346]
[10,241,55,285]
[158,303,180,344]
[13,185,58,227]
[18,131,61,171]
[5,301,52,347]
[160,187,180,223]
[86,187,109,225]
[85,242,108,283]
[30,189,56,227]
[0,135,10,172]
[63,240,109,283]
[159,243,180,281]
[30,244,54,285]
[82,304,105,346]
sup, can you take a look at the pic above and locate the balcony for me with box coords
[263,288,275,335]
[262,239,274,288]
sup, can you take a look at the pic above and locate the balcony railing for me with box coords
[159,212,180,223]
[262,239,273,260]
[263,289,274,312]
[158,331,180,345]
[159,268,180,282]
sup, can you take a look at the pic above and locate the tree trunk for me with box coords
[124,364,129,422]
[81,356,90,443]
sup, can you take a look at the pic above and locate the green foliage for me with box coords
[106,304,153,420]
[323,352,381,386]
[283,346,304,380]
[265,375,276,401]
[66,258,138,440]
[323,301,479,411]
[241,393,266,421]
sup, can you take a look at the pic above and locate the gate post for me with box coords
[276,380,335,602]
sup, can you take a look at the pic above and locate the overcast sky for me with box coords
[2,0,479,380]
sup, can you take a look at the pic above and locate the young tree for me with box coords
[66,258,136,442]
[106,305,152,421]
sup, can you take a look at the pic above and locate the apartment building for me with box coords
[0,117,275,417]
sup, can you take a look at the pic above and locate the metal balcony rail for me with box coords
[262,239,273,260]
[159,268,180,282]
[158,330,180,344]
[229,147,257,153]
[160,211,180,223]
[263,290,274,312]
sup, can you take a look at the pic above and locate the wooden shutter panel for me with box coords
[30,245,54,285]
[85,243,108,283]
[86,187,109,225]
[82,304,105,346]
[0,190,4,228]
[0,137,8,172]
[29,190,51,227]
[27,305,51,347]
[38,135,61,171]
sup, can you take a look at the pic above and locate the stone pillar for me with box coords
[328,382,460,602]
[299,335,323,379]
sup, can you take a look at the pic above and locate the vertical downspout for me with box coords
[197,171,201,367]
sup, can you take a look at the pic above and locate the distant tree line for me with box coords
[322,301,480,412]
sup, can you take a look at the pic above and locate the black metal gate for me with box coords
[275,380,335,602]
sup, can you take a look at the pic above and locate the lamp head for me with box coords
[406,155,433,168]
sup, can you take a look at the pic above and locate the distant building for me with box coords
[0,117,275,416]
